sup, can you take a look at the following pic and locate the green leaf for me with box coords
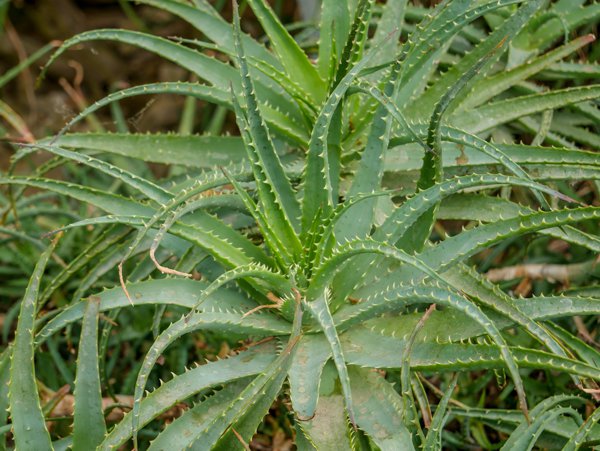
[423,375,457,451]
[51,132,245,168]
[147,381,248,451]
[501,396,583,450]
[35,278,264,344]
[304,294,356,426]
[318,0,351,82]
[349,366,415,450]
[333,0,375,87]
[246,0,325,104]
[298,390,353,451]
[289,334,331,421]
[422,207,600,271]
[20,143,170,203]
[412,0,545,116]
[135,0,278,68]
[301,42,386,234]
[72,298,106,451]
[8,237,59,450]
[562,404,600,451]
[461,34,596,110]
[181,298,303,450]
[41,29,236,90]
[340,326,600,380]
[457,85,600,133]
[98,343,278,449]
[232,4,303,250]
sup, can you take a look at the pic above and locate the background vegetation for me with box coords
[0,0,599,449]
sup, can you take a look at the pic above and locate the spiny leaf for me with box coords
[288,334,331,421]
[349,367,415,450]
[457,85,600,133]
[232,3,303,251]
[562,404,600,451]
[98,343,278,449]
[340,327,600,380]
[8,236,59,450]
[301,38,394,235]
[147,381,248,451]
[304,293,356,427]
[422,207,600,271]
[412,0,545,116]
[461,34,596,110]
[72,297,106,451]
[40,29,236,90]
[246,0,325,104]
[423,375,457,450]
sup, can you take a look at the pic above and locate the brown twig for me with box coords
[485,260,597,284]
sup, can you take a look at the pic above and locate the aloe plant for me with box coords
[2,0,600,449]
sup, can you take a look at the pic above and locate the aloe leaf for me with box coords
[98,343,277,449]
[135,0,278,68]
[340,327,600,380]
[0,175,151,216]
[146,381,248,451]
[408,42,516,254]
[413,0,545,116]
[333,171,567,307]
[298,390,353,451]
[0,351,10,451]
[8,237,59,450]
[400,307,429,442]
[368,0,407,69]
[437,195,600,252]
[349,366,415,450]
[399,0,532,107]
[39,226,130,308]
[304,294,356,426]
[41,30,236,90]
[211,372,286,450]
[232,5,302,248]
[334,282,528,413]
[333,0,374,86]
[189,262,291,313]
[385,139,600,173]
[289,333,331,421]
[317,0,351,80]
[422,207,600,271]
[501,396,584,450]
[19,143,171,203]
[0,175,270,269]
[457,85,600,133]
[337,67,400,241]
[544,323,600,369]
[357,290,600,345]
[185,298,302,449]
[72,297,106,451]
[131,308,289,446]
[35,279,260,343]
[48,81,306,148]
[376,174,567,245]
[562,404,600,451]
[54,82,229,135]
[530,3,600,53]
[461,34,596,110]
[246,0,325,104]
[423,375,457,451]
[301,41,384,234]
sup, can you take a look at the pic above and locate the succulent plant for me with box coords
[2,0,600,449]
